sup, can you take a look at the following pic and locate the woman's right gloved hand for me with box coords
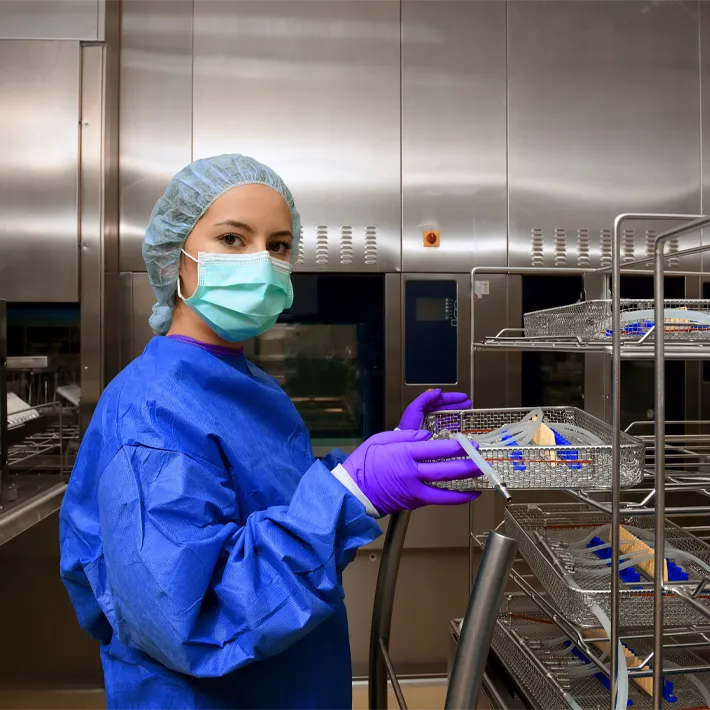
[341,430,481,516]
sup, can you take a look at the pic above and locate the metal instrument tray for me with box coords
[493,593,710,710]
[524,299,710,343]
[423,407,644,491]
[505,503,710,628]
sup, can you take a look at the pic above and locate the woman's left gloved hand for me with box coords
[399,389,471,430]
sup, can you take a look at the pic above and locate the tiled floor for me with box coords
[0,680,493,710]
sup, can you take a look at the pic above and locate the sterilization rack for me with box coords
[524,299,710,343]
[504,502,710,628]
[490,592,710,710]
[367,212,710,710]
[423,406,644,491]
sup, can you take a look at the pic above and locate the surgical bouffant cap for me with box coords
[143,153,301,335]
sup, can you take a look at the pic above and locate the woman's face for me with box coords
[179,183,293,299]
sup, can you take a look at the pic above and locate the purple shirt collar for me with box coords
[166,334,244,358]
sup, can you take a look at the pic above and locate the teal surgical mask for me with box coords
[177,250,294,342]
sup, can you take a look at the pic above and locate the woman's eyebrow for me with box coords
[270,230,293,240]
[214,219,254,232]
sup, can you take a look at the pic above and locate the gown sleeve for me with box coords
[97,444,381,678]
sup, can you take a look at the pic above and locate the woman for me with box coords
[60,154,481,710]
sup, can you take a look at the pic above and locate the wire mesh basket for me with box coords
[7,401,79,474]
[423,407,644,491]
[505,503,710,628]
[492,593,710,710]
[524,299,710,343]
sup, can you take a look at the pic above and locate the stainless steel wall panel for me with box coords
[0,1,100,40]
[401,1,507,272]
[507,0,702,270]
[0,41,81,302]
[192,1,401,273]
[119,0,193,272]
[119,273,157,366]
[345,548,469,676]
[80,45,106,431]
[384,274,402,432]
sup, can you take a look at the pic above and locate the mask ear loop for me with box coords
[177,249,199,301]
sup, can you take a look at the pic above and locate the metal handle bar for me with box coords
[445,530,518,710]
[368,511,411,710]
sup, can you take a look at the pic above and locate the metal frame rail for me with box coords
[468,213,710,710]
[368,512,518,710]
[0,299,7,502]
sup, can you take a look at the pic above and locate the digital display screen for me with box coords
[416,297,447,322]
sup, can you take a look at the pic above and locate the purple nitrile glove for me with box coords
[399,389,472,430]
[341,429,481,516]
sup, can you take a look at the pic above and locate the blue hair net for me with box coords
[143,154,301,335]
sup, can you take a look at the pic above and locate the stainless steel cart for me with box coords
[368,213,710,710]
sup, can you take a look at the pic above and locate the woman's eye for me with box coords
[218,233,241,247]
[269,241,292,254]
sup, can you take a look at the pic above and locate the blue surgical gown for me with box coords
[59,336,381,709]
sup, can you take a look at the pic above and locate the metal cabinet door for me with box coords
[0,41,81,303]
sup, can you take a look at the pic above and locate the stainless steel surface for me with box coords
[473,275,520,446]
[475,334,710,359]
[425,406,645,491]
[120,272,158,365]
[612,213,710,709]
[507,1,701,270]
[491,593,710,710]
[654,229,668,707]
[0,477,67,548]
[378,640,408,710]
[702,2,710,280]
[0,0,102,40]
[119,0,193,272]
[583,274,611,422]
[0,41,81,302]
[400,273,479,543]
[504,503,710,629]
[6,357,49,371]
[0,301,6,501]
[192,0,401,273]
[369,512,410,710]
[385,274,402,431]
[651,219,710,706]
[80,44,106,432]
[346,547,470,677]
[401,0,506,272]
[101,0,122,384]
[524,299,710,343]
[7,402,79,474]
[444,530,517,710]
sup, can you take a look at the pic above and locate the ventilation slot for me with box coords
[667,236,680,269]
[622,228,635,263]
[531,228,544,267]
[295,227,305,265]
[340,226,353,265]
[600,229,612,268]
[554,228,567,267]
[577,228,590,268]
[315,226,328,265]
[364,226,377,265]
